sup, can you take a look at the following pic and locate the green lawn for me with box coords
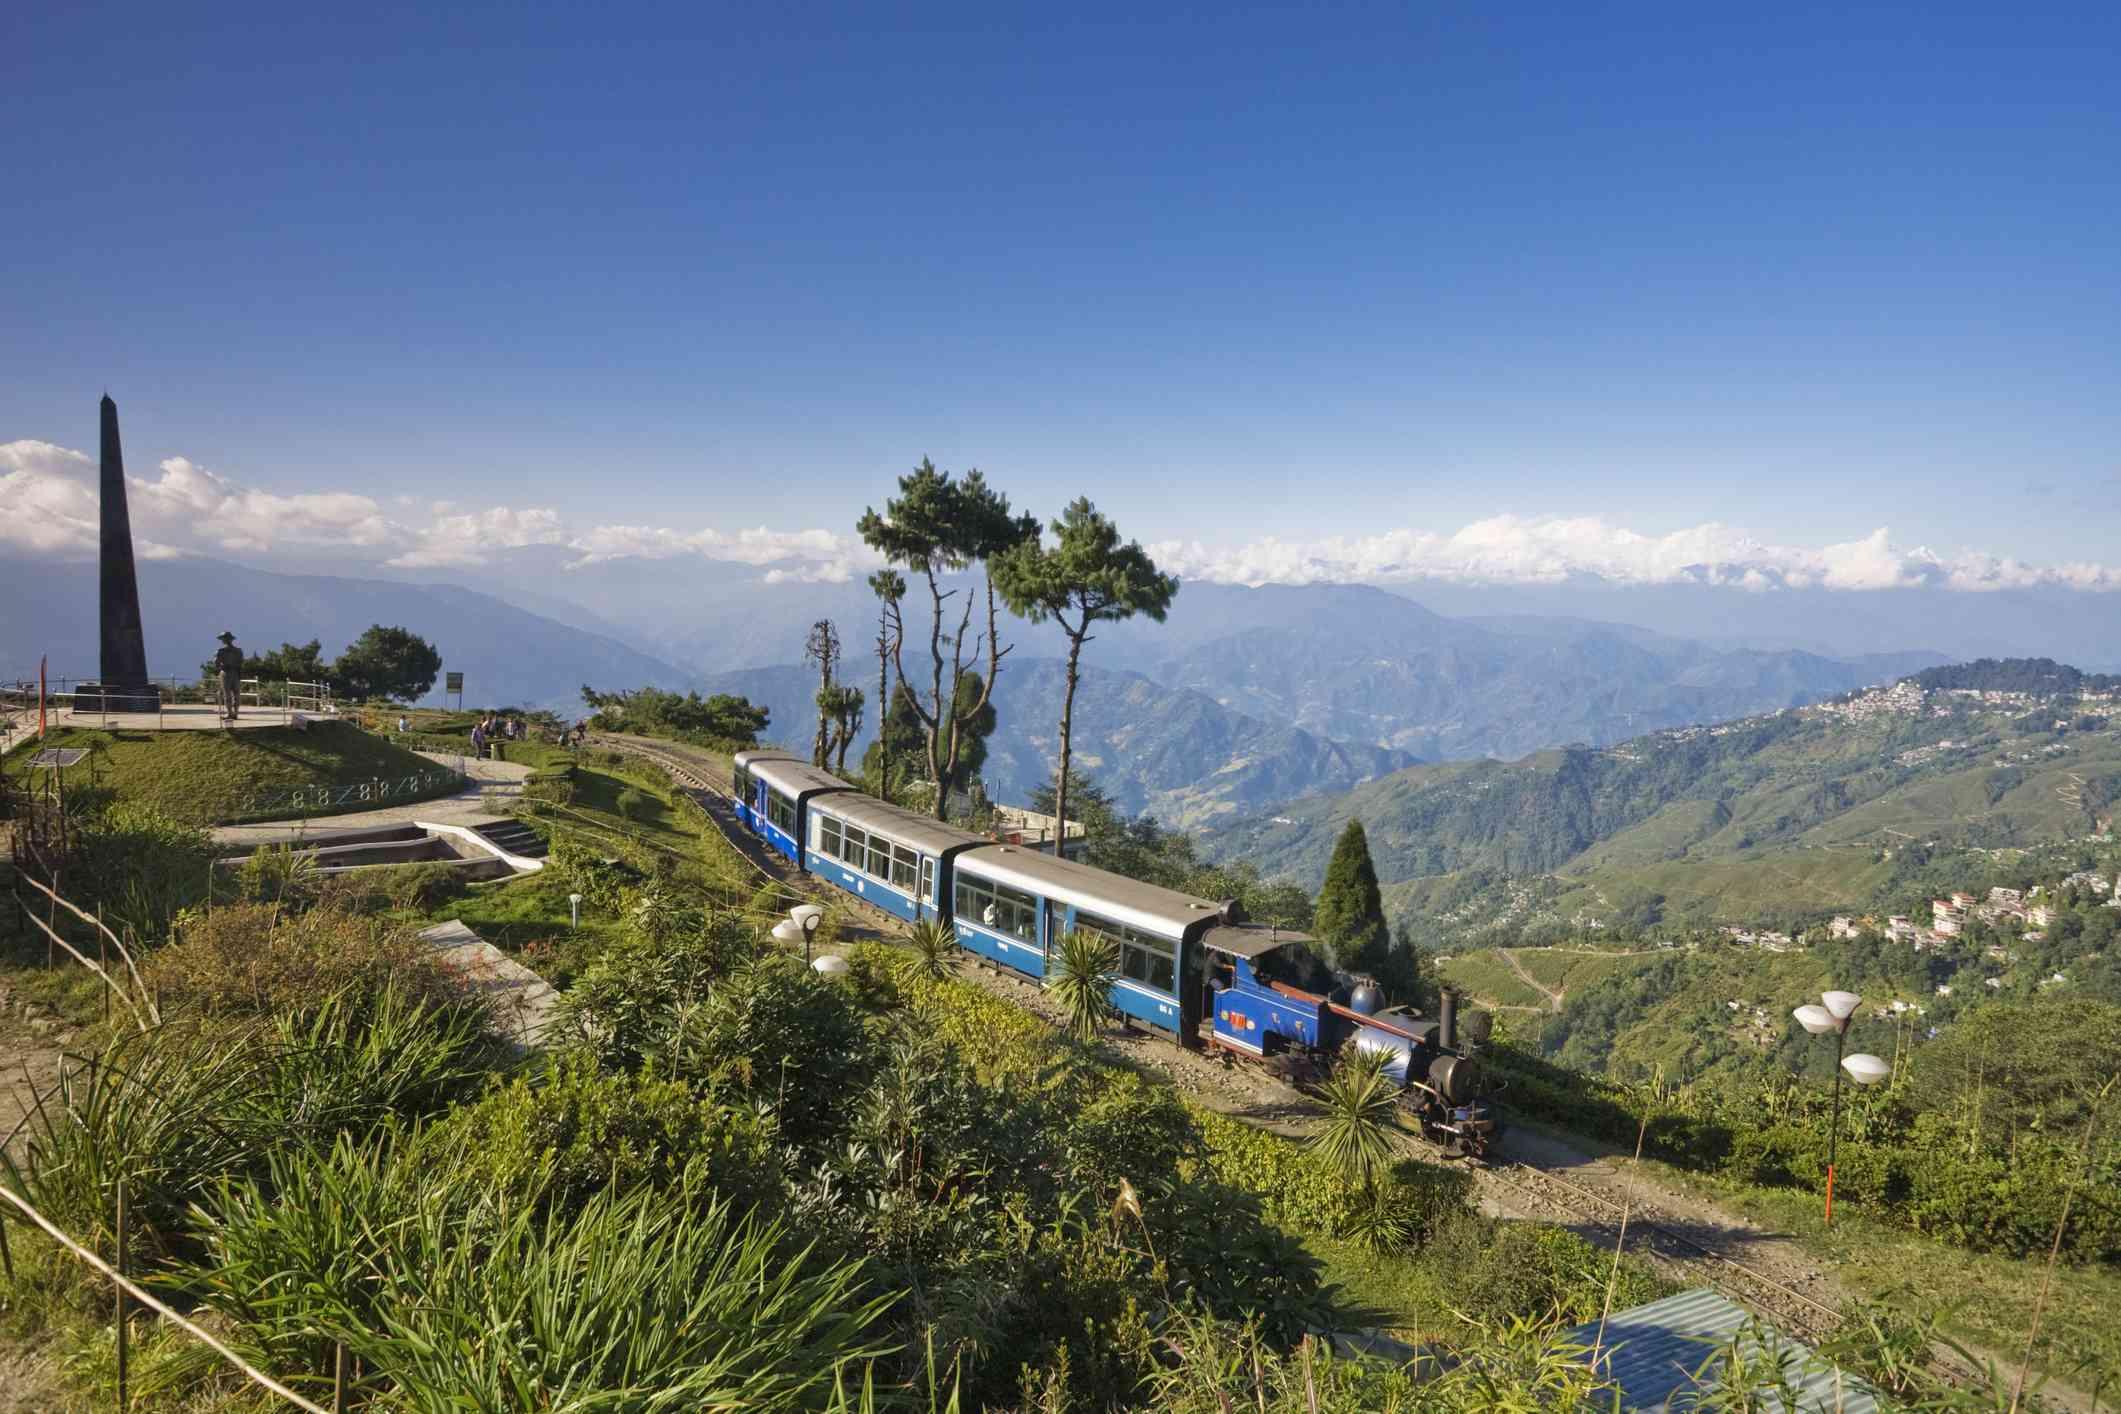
[2,722,457,825]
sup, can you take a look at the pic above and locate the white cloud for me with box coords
[0,441,100,555]
[563,523,872,572]
[7,436,2117,594]
[1146,515,2121,593]
[386,506,567,569]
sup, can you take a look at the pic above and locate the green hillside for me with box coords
[1208,672,2121,937]
[2,722,459,825]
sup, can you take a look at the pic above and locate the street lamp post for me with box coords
[773,903,826,965]
[1792,989,1889,1226]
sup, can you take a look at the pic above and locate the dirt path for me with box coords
[0,980,74,1161]
[0,978,84,1411]
[1499,948,1565,1012]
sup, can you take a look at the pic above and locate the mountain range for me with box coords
[1203,667,2121,935]
[0,555,693,713]
[704,658,1418,827]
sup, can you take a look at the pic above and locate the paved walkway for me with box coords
[211,752,531,847]
[419,919,558,1055]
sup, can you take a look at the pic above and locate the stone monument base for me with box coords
[74,682,164,713]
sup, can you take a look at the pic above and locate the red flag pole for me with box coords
[38,655,48,738]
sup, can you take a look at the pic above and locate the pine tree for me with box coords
[1314,818,1389,974]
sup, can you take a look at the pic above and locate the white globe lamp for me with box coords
[1791,1004,1837,1035]
[812,954,850,977]
[1841,1053,1891,1087]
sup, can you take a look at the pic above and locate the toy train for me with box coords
[732,750,1501,1159]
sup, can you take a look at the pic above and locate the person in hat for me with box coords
[212,631,245,722]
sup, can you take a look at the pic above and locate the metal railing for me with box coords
[2,674,337,732]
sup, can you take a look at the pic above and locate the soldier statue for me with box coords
[213,631,244,722]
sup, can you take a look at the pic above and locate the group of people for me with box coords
[469,714,527,757]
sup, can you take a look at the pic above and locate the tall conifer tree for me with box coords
[1315,818,1390,973]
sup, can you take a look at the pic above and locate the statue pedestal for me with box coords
[74,682,164,714]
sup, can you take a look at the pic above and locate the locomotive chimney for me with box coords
[1439,987,1457,1051]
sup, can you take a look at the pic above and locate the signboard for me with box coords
[444,672,464,693]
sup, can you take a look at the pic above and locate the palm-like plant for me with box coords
[901,918,961,982]
[1307,1044,1399,1197]
[1047,930,1117,1045]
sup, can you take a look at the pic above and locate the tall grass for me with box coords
[1,984,497,1285]
[367,1176,891,1408]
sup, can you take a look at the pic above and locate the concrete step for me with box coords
[476,821,549,858]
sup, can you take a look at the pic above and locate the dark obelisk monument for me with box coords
[81,394,161,712]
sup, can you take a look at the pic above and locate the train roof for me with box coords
[746,756,856,799]
[1199,923,1316,959]
[954,843,1224,939]
[733,749,807,769]
[809,791,987,856]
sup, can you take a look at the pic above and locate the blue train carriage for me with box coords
[804,792,985,924]
[948,845,1220,1042]
[730,750,804,836]
[732,752,853,863]
[1200,924,1338,1058]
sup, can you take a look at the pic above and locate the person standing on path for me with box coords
[470,721,486,758]
[212,631,244,722]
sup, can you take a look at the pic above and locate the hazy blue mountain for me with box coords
[0,554,694,714]
[701,657,1416,826]
[1141,585,1949,757]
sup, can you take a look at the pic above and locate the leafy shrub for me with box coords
[520,764,576,805]
[658,960,881,1152]
[614,785,655,821]
[554,912,758,1068]
[234,842,320,905]
[1423,1210,1668,1326]
[544,837,637,915]
[429,1054,781,1216]
[150,902,466,1020]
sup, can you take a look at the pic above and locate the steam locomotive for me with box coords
[1202,928,1501,1160]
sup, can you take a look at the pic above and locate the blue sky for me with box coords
[3,1,2117,584]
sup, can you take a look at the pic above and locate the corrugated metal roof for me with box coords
[1199,923,1314,958]
[809,791,987,856]
[747,757,856,799]
[955,843,1223,938]
[1565,1288,1878,1412]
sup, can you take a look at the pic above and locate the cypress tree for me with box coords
[1315,818,1389,973]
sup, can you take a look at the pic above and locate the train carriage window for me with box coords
[734,766,752,801]
[954,873,1038,943]
[817,815,842,856]
[890,844,918,891]
[919,857,934,902]
[867,837,892,878]
[766,790,796,835]
[841,824,866,865]
[1077,909,1177,994]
